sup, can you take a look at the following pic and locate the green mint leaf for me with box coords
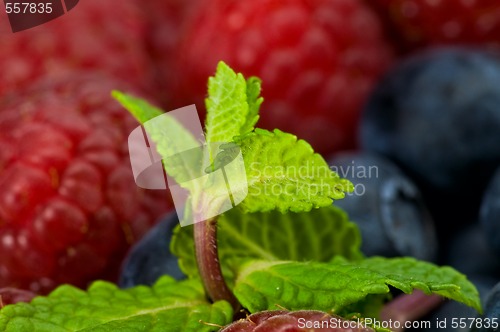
[112,91,202,192]
[235,128,353,213]
[205,62,262,145]
[112,90,163,124]
[233,257,482,315]
[0,277,232,332]
[342,295,389,320]
[171,206,363,281]
[239,77,263,134]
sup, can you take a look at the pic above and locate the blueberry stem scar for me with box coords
[194,216,240,311]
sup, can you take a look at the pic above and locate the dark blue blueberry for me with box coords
[417,224,499,332]
[329,152,437,261]
[429,225,500,332]
[480,167,500,257]
[415,276,496,332]
[360,48,500,225]
[472,282,500,331]
[119,212,185,288]
[446,224,500,278]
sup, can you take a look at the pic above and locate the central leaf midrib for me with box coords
[247,173,331,190]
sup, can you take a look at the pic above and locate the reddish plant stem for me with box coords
[380,291,443,332]
[194,217,240,311]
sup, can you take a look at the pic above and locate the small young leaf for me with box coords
[0,277,232,332]
[171,206,363,281]
[233,257,482,315]
[113,91,202,192]
[112,90,163,124]
[205,62,262,145]
[239,77,263,135]
[235,128,353,213]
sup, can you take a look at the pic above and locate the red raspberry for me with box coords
[0,74,171,294]
[221,310,374,331]
[162,0,394,154]
[0,0,152,98]
[140,0,200,105]
[370,0,500,51]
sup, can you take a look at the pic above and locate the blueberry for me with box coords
[119,212,185,288]
[427,301,476,332]
[329,152,437,261]
[425,224,499,332]
[360,48,500,224]
[413,276,496,332]
[480,167,500,257]
[472,282,500,331]
[446,224,500,278]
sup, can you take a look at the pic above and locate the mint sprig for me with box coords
[115,63,351,217]
[113,62,353,309]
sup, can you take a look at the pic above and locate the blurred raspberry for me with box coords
[140,0,200,105]
[369,0,500,51]
[162,0,394,154]
[0,0,153,98]
[0,74,171,294]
